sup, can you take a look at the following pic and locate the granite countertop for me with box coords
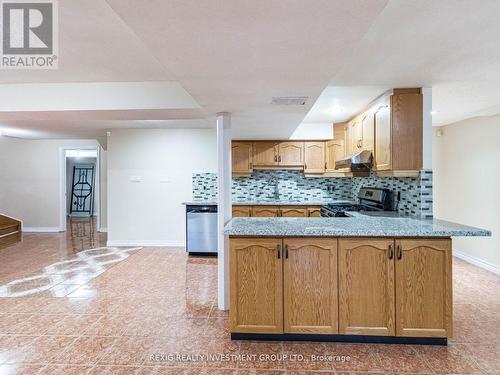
[182,201,217,206]
[224,216,491,238]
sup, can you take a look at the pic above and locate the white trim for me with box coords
[106,240,185,247]
[0,231,19,239]
[98,227,108,233]
[453,250,500,276]
[22,227,61,233]
[59,146,100,232]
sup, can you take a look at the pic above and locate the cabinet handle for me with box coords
[274,155,277,162]
[324,162,327,169]
[249,162,253,169]
[277,244,281,259]
[388,244,394,260]
[396,244,402,260]
[304,163,307,170]
[284,244,289,259]
[278,155,281,162]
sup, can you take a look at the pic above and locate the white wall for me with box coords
[107,129,217,246]
[0,137,99,230]
[433,115,500,271]
[100,150,108,231]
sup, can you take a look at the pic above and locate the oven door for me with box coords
[320,206,334,217]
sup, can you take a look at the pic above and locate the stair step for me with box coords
[0,224,20,237]
[0,231,21,249]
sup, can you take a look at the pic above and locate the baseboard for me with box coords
[106,240,185,247]
[22,227,61,233]
[453,249,500,275]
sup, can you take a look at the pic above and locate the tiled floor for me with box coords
[0,221,499,374]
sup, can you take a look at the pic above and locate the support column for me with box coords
[217,112,232,310]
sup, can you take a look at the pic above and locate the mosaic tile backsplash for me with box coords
[192,169,433,218]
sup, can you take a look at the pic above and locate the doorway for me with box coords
[59,147,101,233]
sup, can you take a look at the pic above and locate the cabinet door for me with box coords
[374,105,391,171]
[339,238,395,336]
[307,207,321,217]
[350,120,361,151]
[325,140,345,172]
[252,206,280,217]
[279,142,304,166]
[361,112,375,152]
[395,239,452,338]
[232,142,253,174]
[232,206,252,217]
[253,142,278,166]
[280,207,307,217]
[230,238,283,333]
[304,142,325,174]
[283,238,338,333]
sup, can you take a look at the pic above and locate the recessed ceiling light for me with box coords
[430,110,438,115]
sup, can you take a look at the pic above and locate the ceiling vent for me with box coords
[271,96,308,106]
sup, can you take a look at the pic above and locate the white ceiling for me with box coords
[0,119,211,139]
[329,0,500,127]
[1,0,500,139]
[301,86,391,125]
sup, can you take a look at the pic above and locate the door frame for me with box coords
[59,146,101,232]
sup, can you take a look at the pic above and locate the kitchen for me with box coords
[185,87,490,346]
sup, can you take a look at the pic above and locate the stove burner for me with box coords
[320,187,394,217]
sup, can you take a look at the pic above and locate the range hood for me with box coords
[335,150,373,171]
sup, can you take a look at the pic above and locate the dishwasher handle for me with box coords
[186,205,218,213]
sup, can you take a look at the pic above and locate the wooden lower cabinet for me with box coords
[284,238,338,333]
[395,239,452,338]
[252,206,280,217]
[281,207,307,217]
[230,236,453,339]
[307,207,321,217]
[230,238,283,333]
[338,238,395,336]
[232,206,252,217]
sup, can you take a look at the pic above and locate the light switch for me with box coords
[129,176,143,183]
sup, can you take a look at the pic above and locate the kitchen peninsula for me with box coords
[224,215,490,345]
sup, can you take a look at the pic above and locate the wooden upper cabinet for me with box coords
[253,142,279,166]
[338,238,395,336]
[304,142,325,174]
[278,142,304,166]
[374,104,391,171]
[252,206,280,217]
[390,90,423,171]
[232,142,253,174]
[283,238,338,334]
[325,140,345,172]
[232,206,252,217]
[230,238,283,333]
[360,112,375,152]
[395,239,452,338]
[280,207,307,217]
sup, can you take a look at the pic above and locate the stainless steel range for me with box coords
[320,187,394,217]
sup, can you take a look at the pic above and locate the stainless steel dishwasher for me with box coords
[186,205,218,255]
